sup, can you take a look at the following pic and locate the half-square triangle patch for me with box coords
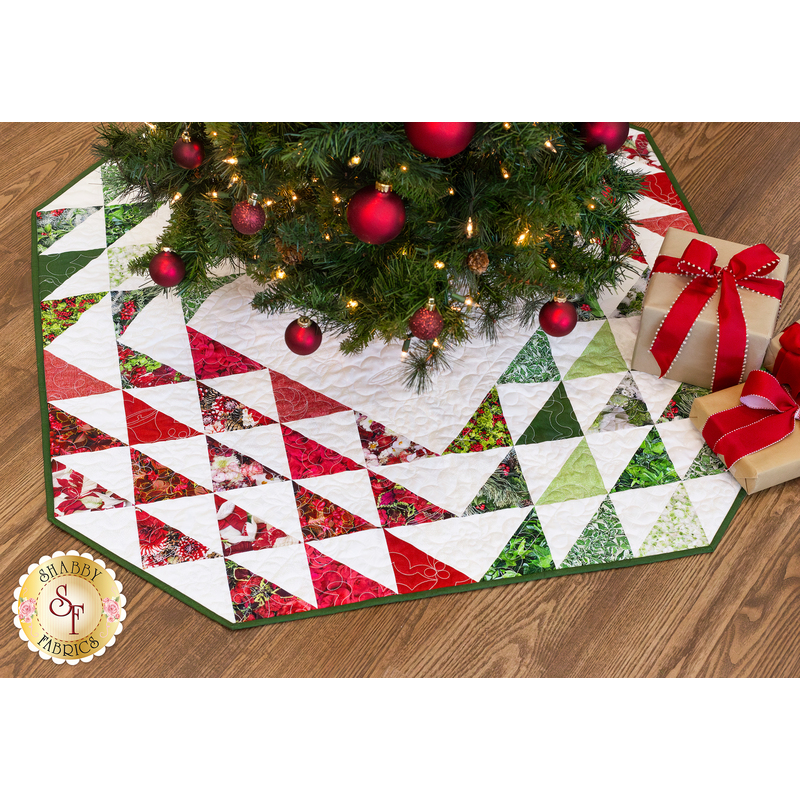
[564,320,628,380]
[637,483,708,557]
[497,328,561,384]
[559,495,634,568]
[51,459,131,517]
[384,529,474,594]
[515,382,582,445]
[443,385,512,454]
[588,372,654,432]
[368,470,455,528]
[536,438,607,505]
[269,370,351,423]
[293,481,376,542]
[225,558,314,623]
[482,507,555,580]
[118,342,193,390]
[463,447,533,515]
[43,351,117,402]
[124,390,201,445]
[48,403,127,456]
[40,292,106,346]
[207,435,287,491]
[198,381,275,434]
[281,424,364,480]
[111,287,162,337]
[611,426,680,493]
[135,507,220,569]
[187,327,266,380]
[104,203,152,247]
[214,495,294,556]
[355,411,439,467]
[130,447,210,504]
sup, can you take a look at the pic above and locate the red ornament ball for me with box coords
[409,305,444,340]
[579,122,629,154]
[346,184,406,245]
[404,122,476,159]
[231,200,266,235]
[539,298,578,337]
[285,317,323,356]
[148,250,185,287]
[172,137,204,169]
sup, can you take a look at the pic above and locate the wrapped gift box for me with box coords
[690,381,800,494]
[632,227,789,389]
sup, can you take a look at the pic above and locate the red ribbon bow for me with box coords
[649,238,783,391]
[702,370,799,466]
[772,322,800,400]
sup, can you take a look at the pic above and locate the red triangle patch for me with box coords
[49,403,127,456]
[635,211,697,238]
[213,495,294,555]
[226,558,314,623]
[51,459,130,516]
[207,436,287,491]
[305,543,394,608]
[281,424,364,480]
[369,471,455,528]
[130,448,210,504]
[293,481,375,541]
[123,391,201,445]
[197,381,275,433]
[384,529,474,594]
[135,507,219,569]
[186,327,265,380]
[269,370,350,423]
[43,350,117,401]
[642,170,685,212]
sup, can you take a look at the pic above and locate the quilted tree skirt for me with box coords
[32,127,745,628]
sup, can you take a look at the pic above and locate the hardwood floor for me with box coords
[4,122,800,678]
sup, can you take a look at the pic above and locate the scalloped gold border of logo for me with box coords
[12,550,126,665]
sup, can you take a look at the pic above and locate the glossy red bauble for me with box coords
[285,317,323,355]
[579,122,629,154]
[404,122,476,159]
[539,298,578,337]
[172,138,204,169]
[148,250,186,287]
[231,201,266,235]
[346,184,406,245]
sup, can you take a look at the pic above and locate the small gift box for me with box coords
[690,370,800,494]
[762,321,800,398]
[631,227,788,391]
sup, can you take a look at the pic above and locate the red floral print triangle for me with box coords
[198,382,275,434]
[206,436,287,491]
[225,559,313,623]
[305,543,394,608]
[135,507,220,569]
[384,529,474,594]
[123,391,201,445]
[49,404,127,456]
[51,459,130,516]
[281,424,364,480]
[293,482,375,542]
[213,495,294,556]
[354,411,439,466]
[186,327,265,380]
[368,471,455,528]
[269,369,351,423]
[130,448,210,504]
[43,350,117,401]
[117,342,193,390]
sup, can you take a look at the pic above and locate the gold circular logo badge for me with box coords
[13,550,126,664]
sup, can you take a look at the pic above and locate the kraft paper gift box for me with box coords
[690,382,800,495]
[631,227,789,390]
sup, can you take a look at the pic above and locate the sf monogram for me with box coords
[49,583,84,635]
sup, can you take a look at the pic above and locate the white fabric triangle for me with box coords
[631,225,666,270]
[230,542,317,608]
[212,425,290,479]
[50,389,129,445]
[147,557,235,623]
[135,434,213,491]
[374,447,511,516]
[683,472,742,542]
[585,425,652,492]
[656,419,706,479]
[108,203,172,249]
[296,470,381,528]
[67,505,142,569]
[218,481,304,543]
[137,494,223,554]
[388,506,532,581]
[42,251,111,302]
[45,294,122,391]
[202,370,278,421]
[632,194,688,221]
[595,262,647,319]
[607,316,640,369]
[496,381,561,444]
[609,483,679,554]
[126,381,204,435]
[536,494,607,568]
[309,528,399,594]
[119,291,196,380]
[619,155,663,176]
[40,167,104,211]
[285,410,366,468]
[41,207,106,255]
[516,438,583,504]
[547,319,606,377]
[632,370,683,421]
[562,372,631,433]
[56,446,135,503]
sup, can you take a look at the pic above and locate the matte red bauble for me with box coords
[404,122,476,159]
[579,122,629,154]
[172,137,204,169]
[231,198,266,235]
[346,183,406,245]
[539,298,578,337]
[409,300,444,340]
[148,249,185,287]
[285,316,323,355]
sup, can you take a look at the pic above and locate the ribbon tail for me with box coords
[712,409,796,466]
[713,272,748,392]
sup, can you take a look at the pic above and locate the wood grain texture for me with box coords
[4,122,800,679]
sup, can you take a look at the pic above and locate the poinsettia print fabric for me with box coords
[51,459,130,516]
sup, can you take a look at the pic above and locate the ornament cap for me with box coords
[161,247,172,253]
[248,193,259,205]
[297,316,312,328]
[425,297,436,311]
[375,182,392,193]
[553,293,567,303]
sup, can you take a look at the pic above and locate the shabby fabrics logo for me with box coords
[12,550,126,665]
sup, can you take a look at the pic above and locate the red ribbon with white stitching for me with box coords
[649,239,783,392]
[702,370,799,466]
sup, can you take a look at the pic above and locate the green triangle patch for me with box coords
[443,386,513,454]
[638,483,708,556]
[564,321,627,379]
[657,383,712,423]
[611,426,680,493]
[482,507,554,580]
[536,438,607,505]
[497,328,561,384]
[560,496,634,568]
[105,203,152,247]
[684,443,727,480]
[40,292,107,346]
[464,448,533,515]
[515,382,582,445]
[36,249,106,302]
[589,372,653,432]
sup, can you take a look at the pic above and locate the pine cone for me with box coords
[276,238,303,265]
[467,249,489,274]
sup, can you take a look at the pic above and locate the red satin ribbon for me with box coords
[702,370,799,466]
[773,322,800,400]
[649,239,783,391]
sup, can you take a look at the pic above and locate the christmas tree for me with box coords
[93,122,643,391]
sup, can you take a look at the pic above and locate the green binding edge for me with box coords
[30,130,747,631]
